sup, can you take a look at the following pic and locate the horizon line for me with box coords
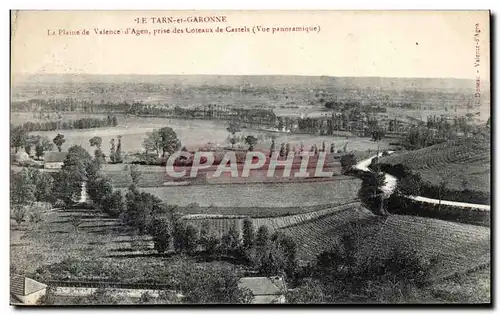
[11,72,485,81]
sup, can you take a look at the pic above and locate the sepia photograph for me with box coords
[9,10,491,305]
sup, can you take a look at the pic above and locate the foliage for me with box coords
[242,218,255,249]
[180,267,253,304]
[115,136,124,163]
[100,190,125,217]
[123,164,142,186]
[340,154,357,174]
[255,225,270,249]
[244,135,258,151]
[358,171,387,215]
[89,136,103,149]
[125,187,165,234]
[35,136,54,160]
[14,116,118,133]
[148,217,172,254]
[53,133,66,152]
[143,129,163,157]
[158,127,182,157]
[10,125,27,153]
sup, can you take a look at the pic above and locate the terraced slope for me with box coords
[180,201,364,237]
[357,215,490,281]
[378,134,490,194]
[282,210,490,282]
[278,204,378,261]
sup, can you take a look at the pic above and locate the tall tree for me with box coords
[109,139,116,163]
[35,136,54,160]
[142,130,163,157]
[242,218,255,249]
[255,225,270,249]
[52,133,66,152]
[244,135,258,151]
[159,127,181,157]
[148,217,172,254]
[89,136,103,149]
[115,135,123,163]
[11,125,27,153]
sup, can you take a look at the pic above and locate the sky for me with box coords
[11,10,490,80]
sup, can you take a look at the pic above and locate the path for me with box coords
[354,152,490,211]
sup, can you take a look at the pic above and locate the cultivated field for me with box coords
[378,133,491,195]
[280,208,490,282]
[10,207,244,284]
[120,178,361,209]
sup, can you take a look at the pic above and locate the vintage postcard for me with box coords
[10,10,491,305]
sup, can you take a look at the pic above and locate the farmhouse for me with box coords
[238,276,287,304]
[10,275,47,305]
[44,151,67,169]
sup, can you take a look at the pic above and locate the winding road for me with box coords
[354,152,490,211]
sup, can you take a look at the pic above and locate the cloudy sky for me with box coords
[11,10,490,80]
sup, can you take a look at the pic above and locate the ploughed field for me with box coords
[378,134,490,196]
[276,204,490,282]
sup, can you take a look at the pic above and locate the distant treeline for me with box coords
[14,115,118,132]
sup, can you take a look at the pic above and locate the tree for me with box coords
[173,220,187,252]
[109,139,116,163]
[89,136,103,149]
[115,135,123,163]
[181,267,253,304]
[279,143,286,158]
[259,250,285,276]
[437,177,449,212]
[86,174,113,205]
[322,141,326,152]
[286,279,326,304]
[35,136,54,160]
[244,135,258,151]
[159,127,181,157]
[124,164,141,186]
[269,138,276,158]
[10,169,37,206]
[148,217,171,254]
[62,145,93,180]
[371,128,385,156]
[125,189,164,234]
[100,190,124,217]
[221,225,241,253]
[11,125,27,153]
[358,171,387,215]
[184,224,200,254]
[340,154,357,174]
[143,130,163,157]
[52,134,65,152]
[397,174,422,197]
[242,218,255,249]
[24,135,39,156]
[255,225,270,249]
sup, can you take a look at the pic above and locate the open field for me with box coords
[378,133,490,198]
[119,178,361,208]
